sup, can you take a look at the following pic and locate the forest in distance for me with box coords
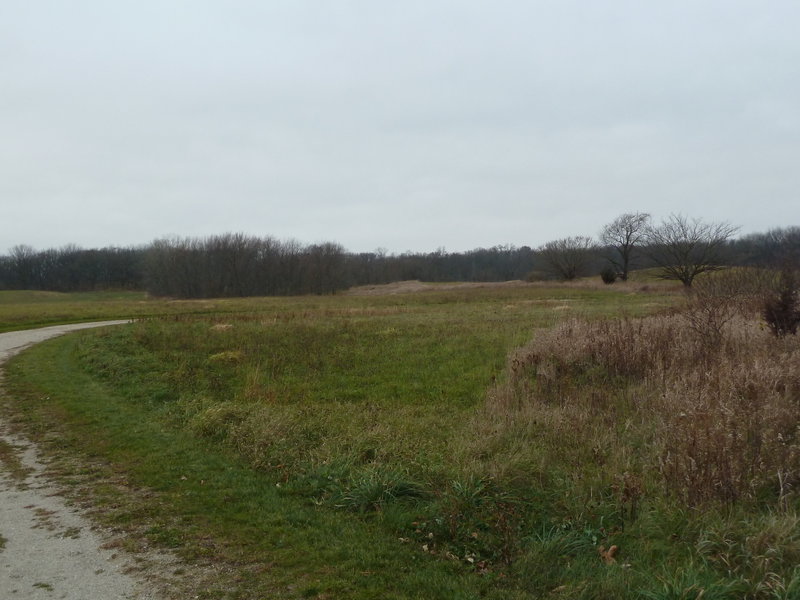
[1,214,798,298]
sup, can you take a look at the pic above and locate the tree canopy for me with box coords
[644,214,739,287]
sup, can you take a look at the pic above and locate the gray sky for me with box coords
[2,1,798,254]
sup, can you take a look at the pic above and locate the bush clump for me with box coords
[600,267,618,284]
[763,267,800,337]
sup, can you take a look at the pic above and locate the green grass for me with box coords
[0,289,361,332]
[13,282,775,598]
[3,334,490,599]
[32,582,54,591]
[0,281,677,332]
[0,290,155,331]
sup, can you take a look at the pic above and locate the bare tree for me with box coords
[537,236,596,281]
[600,212,650,281]
[9,244,38,289]
[644,214,739,287]
[142,234,350,298]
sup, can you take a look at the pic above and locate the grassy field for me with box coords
[4,281,799,598]
[0,290,199,332]
[0,289,366,333]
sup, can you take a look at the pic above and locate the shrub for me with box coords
[763,267,800,337]
[600,267,618,285]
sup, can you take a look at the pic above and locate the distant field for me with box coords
[8,281,797,598]
[0,289,337,332]
[0,279,674,332]
[0,290,158,332]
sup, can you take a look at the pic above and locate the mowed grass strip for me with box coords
[2,334,489,600]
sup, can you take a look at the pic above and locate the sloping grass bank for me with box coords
[2,333,488,599]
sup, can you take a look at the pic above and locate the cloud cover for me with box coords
[2,1,798,253]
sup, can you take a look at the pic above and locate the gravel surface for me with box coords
[0,322,165,599]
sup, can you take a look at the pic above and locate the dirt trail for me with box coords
[0,321,166,599]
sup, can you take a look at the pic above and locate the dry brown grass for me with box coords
[469,299,800,507]
[657,350,800,504]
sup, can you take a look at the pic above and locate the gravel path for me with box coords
[0,321,165,599]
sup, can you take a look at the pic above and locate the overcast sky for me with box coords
[2,1,798,254]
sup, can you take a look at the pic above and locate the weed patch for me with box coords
[0,438,32,481]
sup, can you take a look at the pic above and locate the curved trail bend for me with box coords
[0,321,167,600]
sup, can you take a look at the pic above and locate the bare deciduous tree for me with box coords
[644,215,739,287]
[9,244,38,289]
[600,212,650,281]
[143,234,350,298]
[537,236,596,281]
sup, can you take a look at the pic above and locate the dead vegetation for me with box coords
[472,271,800,507]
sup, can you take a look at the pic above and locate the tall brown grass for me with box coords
[471,301,800,507]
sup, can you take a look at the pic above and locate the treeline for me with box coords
[0,236,539,297]
[736,227,800,266]
[349,245,537,285]
[145,236,347,297]
[0,226,797,298]
[0,244,143,292]
[541,215,800,287]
